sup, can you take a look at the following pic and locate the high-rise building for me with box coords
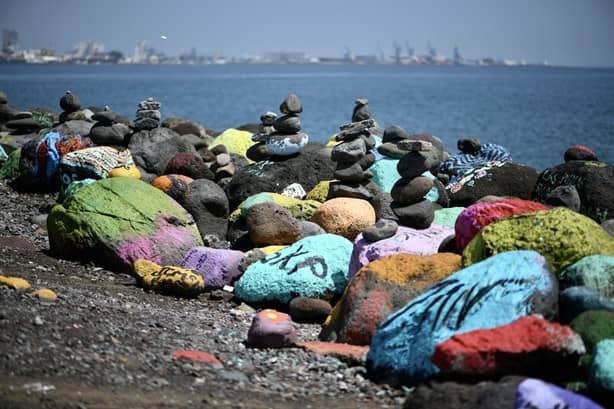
[2,29,18,54]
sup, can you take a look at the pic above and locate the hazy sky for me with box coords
[2,0,614,66]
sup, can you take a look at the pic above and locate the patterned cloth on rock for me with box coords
[32,132,93,183]
[60,146,135,190]
[439,143,512,183]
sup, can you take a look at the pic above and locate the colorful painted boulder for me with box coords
[560,255,614,298]
[235,234,353,304]
[320,253,461,345]
[133,258,205,297]
[366,250,558,384]
[180,246,244,290]
[348,224,454,278]
[516,378,603,409]
[229,192,321,222]
[454,198,550,251]
[48,178,203,273]
[247,309,297,348]
[588,339,614,401]
[462,207,614,275]
[209,128,256,160]
[310,197,376,240]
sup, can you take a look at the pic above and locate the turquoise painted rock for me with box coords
[516,378,603,409]
[560,255,614,298]
[48,178,203,274]
[433,207,465,227]
[235,234,353,304]
[588,340,614,400]
[348,224,454,278]
[462,207,614,275]
[366,250,557,384]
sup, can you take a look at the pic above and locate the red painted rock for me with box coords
[320,253,461,345]
[297,341,369,366]
[172,350,223,368]
[432,315,586,379]
[247,309,297,348]
[454,198,549,251]
[164,152,214,180]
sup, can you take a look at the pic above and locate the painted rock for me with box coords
[60,146,135,190]
[224,146,336,210]
[366,250,558,384]
[265,132,309,156]
[462,207,614,275]
[588,339,614,401]
[559,286,614,324]
[229,192,321,223]
[288,297,332,324]
[209,128,256,160]
[320,253,461,345]
[63,178,96,199]
[433,207,464,227]
[560,255,614,298]
[533,160,614,223]
[246,202,303,246]
[32,288,57,301]
[297,341,369,366]
[305,180,333,203]
[348,224,454,278]
[164,152,214,180]
[180,246,245,290]
[446,162,539,207]
[0,275,31,291]
[151,174,193,202]
[310,197,376,240]
[48,178,203,274]
[570,311,614,356]
[133,259,205,297]
[432,315,585,379]
[564,145,599,162]
[516,378,603,409]
[454,198,550,251]
[107,165,141,179]
[235,234,353,304]
[172,350,223,367]
[247,309,297,348]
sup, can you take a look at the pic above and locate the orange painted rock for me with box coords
[298,341,369,366]
[172,350,223,367]
[247,309,297,348]
[310,197,375,240]
[319,253,461,345]
[151,174,193,202]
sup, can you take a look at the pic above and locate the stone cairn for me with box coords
[382,126,441,229]
[247,94,308,161]
[59,91,82,123]
[134,97,161,131]
[328,99,380,201]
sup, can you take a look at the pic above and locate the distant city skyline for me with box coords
[2,0,614,67]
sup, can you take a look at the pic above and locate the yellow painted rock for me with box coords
[326,134,342,147]
[108,165,141,179]
[133,259,204,297]
[0,275,31,291]
[33,288,57,301]
[310,197,376,240]
[210,128,256,161]
[306,180,335,203]
[260,245,287,255]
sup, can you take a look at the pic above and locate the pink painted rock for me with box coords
[297,341,369,366]
[247,309,297,348]
[455,198,549,251]
[432,315,586,378]
[180,246,245,289]
[348,224,453,278]
[172,350,223,368]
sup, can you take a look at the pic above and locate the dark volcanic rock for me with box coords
[382,125,410,143]
[391,199,436,229]
[88,123,131,146]
[224,143,336,210]
[564,145,599,162]
[288,297,332,324]
[280,94,303,114]
[181,178,229,241]
[246,202,302,246]
[352,98,371,122]
[164,152,214,180]
[545,185,581,212]
[59,91,81,113]
[131,134,198,180]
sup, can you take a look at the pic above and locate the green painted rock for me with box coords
[462,207,614,274]
[570,310,614,355]
[48,178,203,274]
[235,234,353,304]
[434,207,465,227]
[229,192,321,222]
[560,255,614,298]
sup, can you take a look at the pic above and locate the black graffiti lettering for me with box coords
[265,245,309,270]
[289,256,328,279]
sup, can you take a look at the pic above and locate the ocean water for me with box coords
[0,64,612,170]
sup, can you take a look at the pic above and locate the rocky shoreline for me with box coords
[1,90,613,408]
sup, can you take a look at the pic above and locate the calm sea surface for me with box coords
[1,64,612,170]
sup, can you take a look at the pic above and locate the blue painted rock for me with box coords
[48,178,203,274]
[588,339,614,402]
[559,286,614,324]
[247,309,297,348]
[366,250,558,384]
[348,224,453,278]
[533,160,614,224]
[60,146,135,190]
[180,246,245,290]
[462,207,614,275]
[516,378,603,409]
[560,255,614,298]
[235,234,353,304]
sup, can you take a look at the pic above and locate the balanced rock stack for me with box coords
[328,99,382,201]
[386,126,443,229]
[58,91,82,123]
[134,97,161,131]
[247,94,308,161]
[5,110,41,134]
[90,106,131,147]
[0,91,19,124]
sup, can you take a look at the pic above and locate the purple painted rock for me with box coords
[247,309,297,348]
[180,246,245,290]
[515,378,604,409]
[348,224,454,278]
[47,178,203,274]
